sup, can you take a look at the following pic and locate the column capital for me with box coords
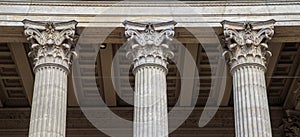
[22,19,78,73]
[123,20,176,73]
[222,20,275,72]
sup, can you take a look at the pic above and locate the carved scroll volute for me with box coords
[22,19,78,72]
[221,20,276,72]
[123,20,176,72]
[123,20,176,46]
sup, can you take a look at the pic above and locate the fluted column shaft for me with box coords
[222,20,275,137]
[29,65,68,137]
[232,65,272,137]
[123,20,176,137]
[23,20,78,137]
[134,65,168,137]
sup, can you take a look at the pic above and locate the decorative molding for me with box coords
[1,1,300,7]
[283,110,300,137]
[2,1,300,28]
[22,19,78,73]
[222,20,276,72]
[0,107,283,128]
[123,20,176,72]
[123,21,178,137]
[124,20,176,46]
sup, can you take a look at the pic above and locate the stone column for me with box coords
[123,21,176,137]
[222,20,275,137]
[23,20,78,137]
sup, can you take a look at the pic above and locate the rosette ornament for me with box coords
[23,20,78,137]
[23,19,78,72]
[221,20,276,137]
[123,20,176,73]
[222,19,275,72]
[123,20,176,137]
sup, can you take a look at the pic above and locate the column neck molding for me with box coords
[22,19,78,73]
[222,20,275,73]
[123,20,176,73]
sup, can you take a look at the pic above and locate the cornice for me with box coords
[1,0,300,27]
[0,1,300,7]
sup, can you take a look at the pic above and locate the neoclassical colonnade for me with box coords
[22,19,275,137]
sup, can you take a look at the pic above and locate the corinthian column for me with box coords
[123,21,176,137]
[23,20,78,137]
[222,20,275,137]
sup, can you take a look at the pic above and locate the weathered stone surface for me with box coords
[1,1,300,27]
[222,20,275,137]
[282,110,300,137]
[0,107,284,137]
[23,20,78,137]
[124,20,176,137]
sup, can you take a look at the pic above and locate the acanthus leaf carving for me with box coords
[124,20,176,47]
[222,20,275,72]
[22,19,78,72]
[123,20,176,72]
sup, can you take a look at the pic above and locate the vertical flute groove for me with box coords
[133,66,168,137]
[222,20,275,137]
[23,20,77,137]
[153,68,157,137]
[232,65,272,137]
[124,21,175,137]
[29,66,68,137]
